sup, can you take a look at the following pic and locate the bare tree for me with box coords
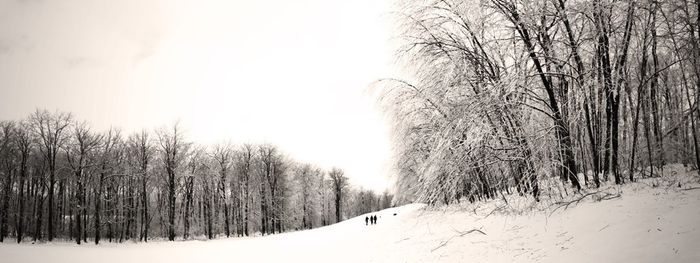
[64,121,101,244]
[328,168,347,223]
[157,122,188,241]
[14,121,32,243]
[128,130,152,242]
[94,128,121,244]
[294,163,321,229]
[235,144,254,236]
[183,146,203,239]
[0,121,16,242]
[257,144,287,234]
[30,110,72,241]
[211,143,233,237]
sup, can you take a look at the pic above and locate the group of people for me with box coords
[365,215,378,225]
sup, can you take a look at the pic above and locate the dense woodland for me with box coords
[0,111,392,244]
[380,0,700,204]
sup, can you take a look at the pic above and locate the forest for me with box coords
[379,0,700,204]
[0,110,392,244]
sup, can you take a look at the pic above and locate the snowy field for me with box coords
[2,173,699,262]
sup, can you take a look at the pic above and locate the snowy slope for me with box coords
[2,179,699,262]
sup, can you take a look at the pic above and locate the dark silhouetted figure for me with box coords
[365,216,369,225]
[373,215,377,224]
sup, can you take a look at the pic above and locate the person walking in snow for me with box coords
[373,215,377,224]
[365,216,369,225]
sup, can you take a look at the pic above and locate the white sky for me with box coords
[0,0,398,192]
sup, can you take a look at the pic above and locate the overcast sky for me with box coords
[0,0,398,192]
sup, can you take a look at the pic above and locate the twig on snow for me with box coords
[431,227,487,252]
[549,191,620,216]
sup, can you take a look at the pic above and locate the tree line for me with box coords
[0,110,392,244]
[379,0,700,204]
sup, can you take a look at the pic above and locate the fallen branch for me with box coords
[395,237,411,243]
[549,190,620,216]
[454,228,487,236]
[599,192,621,201]
[431,228,487,252]
[482,204,506,219]
[431,240,449,252]
[550,192,597,215]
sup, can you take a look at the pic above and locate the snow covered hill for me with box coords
[2,178,699,263]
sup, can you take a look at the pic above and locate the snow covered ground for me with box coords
[2,170,699,262]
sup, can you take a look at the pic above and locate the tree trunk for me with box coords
[183,176,193,240]
[168,169,175,241]
[33,187,44,242]
[16,166,26,243]
[141,173,148,242]
[335,186,341,223]
[0,169,13,242]
[95,172,104,245]
[244,178,249,236]
[612,1,636,184]
[75,178,83,245]
[48,167,55,241]
[557,0,598,187]
[495,3,581,190]
[219,172,230,238]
